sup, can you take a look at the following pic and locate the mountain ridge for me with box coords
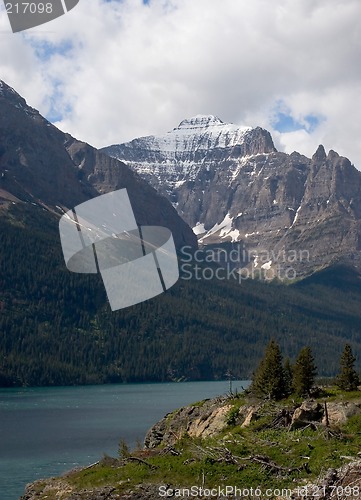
[101,115,361,277]
[2,83,361,389]
[0,79,197,250]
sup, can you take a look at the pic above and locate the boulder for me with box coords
[291,400,324,429]
[323,401,361,426]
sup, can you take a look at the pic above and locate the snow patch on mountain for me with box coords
[227,229,241,242]
[198,213,241,243]
[290,204,302,227]
[193,222,206,235]
[172,115,252,149]
[261,260,272,270]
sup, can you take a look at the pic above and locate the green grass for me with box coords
[66,422,361,493]
[29,390,361,498]
[319,387,361,401]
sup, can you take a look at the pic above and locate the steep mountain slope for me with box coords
[1,83,361,388]
[102,116,361,277]
[0,80,196,250]
[2,201,361,388]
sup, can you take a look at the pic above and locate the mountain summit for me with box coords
[102,115,276,198]
[102,116,361,277]
[176,114,224,127]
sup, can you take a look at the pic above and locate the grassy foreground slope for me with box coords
[21,389,361,499]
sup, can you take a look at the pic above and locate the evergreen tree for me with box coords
[284,357,293,396]
[336,344,360,391]
[293,346,317,396]
[250,340,286,400]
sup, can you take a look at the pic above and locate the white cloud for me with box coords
[0,0,360,167]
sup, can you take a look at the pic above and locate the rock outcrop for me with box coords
[322,401,361,426]
[290,399,361,429]
[144,397,232,448]
[145,396,361,449]
[291,400,324,429]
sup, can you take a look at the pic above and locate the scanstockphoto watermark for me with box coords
[179,245,310,283]
[158,485,293,498]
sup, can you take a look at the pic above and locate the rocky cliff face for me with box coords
[102,114,276,204]
[102,116,361,276]
[0,80,197,250]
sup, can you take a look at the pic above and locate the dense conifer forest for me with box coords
[1,204,361,387]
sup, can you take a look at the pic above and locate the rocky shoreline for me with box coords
[20,393,361,499]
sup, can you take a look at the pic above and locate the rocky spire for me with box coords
[312,144,327,161]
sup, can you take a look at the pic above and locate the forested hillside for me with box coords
[1,203,361,387]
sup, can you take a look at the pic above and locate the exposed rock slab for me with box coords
[187,404,233,438]
[144,397,231,448]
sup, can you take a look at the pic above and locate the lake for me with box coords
[0,380,249,500]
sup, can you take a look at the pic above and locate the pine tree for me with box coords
[284,357,293,396]
[250,339,286,400]
[292,346,317,396]
[336,344,360,391]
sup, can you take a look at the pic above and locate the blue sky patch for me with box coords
[272,100,323,134]
[45,81,73,123]
[273,110,322,134]
[303,114,320,133]
[31,39,74,62]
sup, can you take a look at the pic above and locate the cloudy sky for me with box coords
[1,0,360,168]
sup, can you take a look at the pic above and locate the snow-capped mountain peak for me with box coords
[101,117,361,277]
[176,114,225,129]
[168,114,254,150]
[101,115,275,197]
